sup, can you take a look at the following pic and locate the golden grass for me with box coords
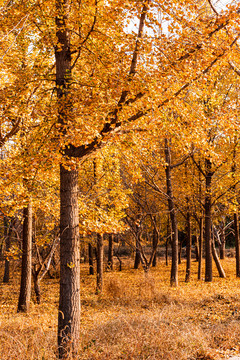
[1,258,240,359]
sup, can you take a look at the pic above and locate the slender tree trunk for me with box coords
[107,234,114,270]
[96,233,103,293]
[195,236,199,262]
[3,217,11,283]
[178,239,182,264]
[205,158,213,282]
[231,136,240,277]
[165,239,169,266]
[234,212,240,277]
[32,268,41,304]
[185,212,191,282]
[198,217,203,280]
[88,243,94,275]
[166,218,171,266]
[165,138,178,287]
[152,228,157,267]
[134,236,141,269]
[115,250,122,271]
[212,239,226,278]
[219,226,226,260]
[17,203,32,312]
[80,239,87,263]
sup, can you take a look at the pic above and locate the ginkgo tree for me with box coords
[2,0,240,357]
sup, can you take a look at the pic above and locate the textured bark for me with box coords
[198,217,203,280]
[96,234,103,293]
[58,166,80,359]
[204,158,213,282]
[234,212,240,277]
[88,243,94,275]
[55,0,81,357]
[165,139,178,287]
[185,213,191,282]
[17,203,32,312]
[107,234,114,270]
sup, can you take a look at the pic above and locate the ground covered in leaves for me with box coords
[1,258,240,359]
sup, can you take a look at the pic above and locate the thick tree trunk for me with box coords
[88,243,94,275]
[58,167,80,358]
[234,212,240,277]
[17,203,32,312]
[205,158,213,282]
[198,217,203,280]
[55,0,81,357]
[212,239,226,278]
[165,139,178,287]
[107,234,114,270]
[185,213,191,282]
[96,233,103,293]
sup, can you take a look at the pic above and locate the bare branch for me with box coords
[229,60,240,77]
[207,0,219,16]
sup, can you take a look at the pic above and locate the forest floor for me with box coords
[1,257,240,359]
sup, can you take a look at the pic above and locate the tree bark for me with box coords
[134,235,141,269]
[58,166,80,358]
[178,239,182,264]
[3,217,12,283]
[96,233,103,293]
[88,243,94,275]
[165,138,178,287]
[185,212,191,282]
[212,239,226,278]
[17,203,32,312]
[234,212,240,277]
[166,218,171,266]
[165,239,169,266]
[107,233,114,270]
[219,226,226,260]
[55,0,81,356]
[204,158,213,282]
[32,268,41,305]
[198,217,203,280]
[195,236,199,262]
[152,228,157,267]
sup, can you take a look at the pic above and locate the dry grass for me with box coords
[1,258,240,359]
